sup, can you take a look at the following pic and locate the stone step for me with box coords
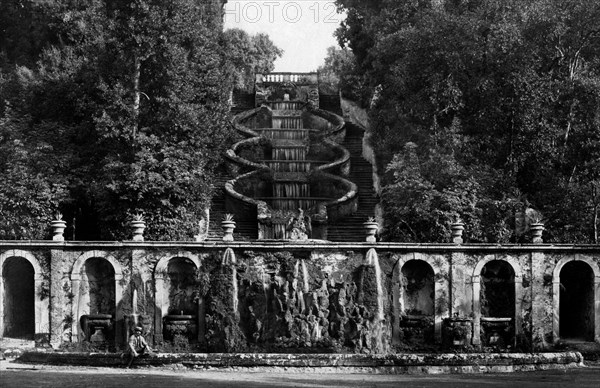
[327,122,379,242]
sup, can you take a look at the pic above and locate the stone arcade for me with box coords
[1,73,599,354]
[1,244,599,352]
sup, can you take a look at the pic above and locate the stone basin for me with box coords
[163,315,197,342]
[481,317,513,347]
[164,314,195,321]
[481,317,513,323]
[400,314,434,327]
[442,317,473,350]
[80,314,113,343]
[85,314,113,320]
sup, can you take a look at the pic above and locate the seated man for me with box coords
[126,326,152,368]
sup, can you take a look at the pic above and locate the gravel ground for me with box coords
[2,359,600,388]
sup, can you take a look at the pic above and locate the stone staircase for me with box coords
[221,89,379,243]
[327,122,379,242]
[207,168,258,241]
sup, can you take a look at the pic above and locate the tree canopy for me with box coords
[223,28,283,91]
[0,0,281,240]
[333,0,600,243]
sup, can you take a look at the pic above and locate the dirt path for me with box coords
[2,359,600,388]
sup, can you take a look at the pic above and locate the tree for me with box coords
[0,0,57,70]
[335,0,600,242]
[222,28,283,91]
[318,46,370,102]
[0,0,245,240]
[0,67,70,239]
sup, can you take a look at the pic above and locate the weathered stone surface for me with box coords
[1,242,599,353]
[16,350,585,374]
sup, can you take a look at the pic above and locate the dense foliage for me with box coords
[317,46,370,102]
[333,0,600,243]
[0,0,281,240]
[223,28,283,91]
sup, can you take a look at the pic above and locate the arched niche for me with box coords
[400,260,435,316]
[394,253,450,343]
[471,256,523,346]
[70,251,124,343]
[154,252,202,344]
[552,256,600,344]
[398,259,436,345]
[0,250,49,342]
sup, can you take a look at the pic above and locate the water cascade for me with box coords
[270,101,303,110]
[222,248,238,314]
[272,116,303,129]
[365,248,384,321]
[301,259,309,293]
[231,89,348,240]
[272,147,307,161]
[132,288,138,315]
[273,182,310,198]
[259,129,309,141]
[267,161,312,173]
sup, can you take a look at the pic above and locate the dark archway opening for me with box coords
[399,260,435,345]
[2,257,35,339]
[480,261,515,347]
[560,261,594,341]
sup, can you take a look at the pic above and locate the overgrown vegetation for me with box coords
[0,0,281,240]
[330,0,600,243]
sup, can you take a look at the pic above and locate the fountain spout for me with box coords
[132,287,138,315]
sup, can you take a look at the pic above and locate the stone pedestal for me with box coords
[480,317,513,348]
[442,317,473,350]
[80,314,113,346]
[399,315,434,345]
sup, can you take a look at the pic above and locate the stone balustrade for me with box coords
[256,72,319,85]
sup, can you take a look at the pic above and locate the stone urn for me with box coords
[363,218,379,243]
[51,214,67,241]
[222,214,236,242]
[530,223,545,244]
[450,221,465,244]
[130,215,146,241]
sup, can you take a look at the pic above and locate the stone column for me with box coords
[471,274,482,346]
[49,248,68,348]
[530,251,551,350]
[450,252,472,318]
[595,273,600,344]
[391,253,406,346]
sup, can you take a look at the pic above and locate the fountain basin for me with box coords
[399,314,434,345]
[481,317,513,348]
[80,314,113,343]
[442,317,473,350]
[163,315,197,342]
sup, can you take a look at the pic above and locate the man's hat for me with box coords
[134,326,143,332]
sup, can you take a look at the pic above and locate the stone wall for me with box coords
[0,242,598,352]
